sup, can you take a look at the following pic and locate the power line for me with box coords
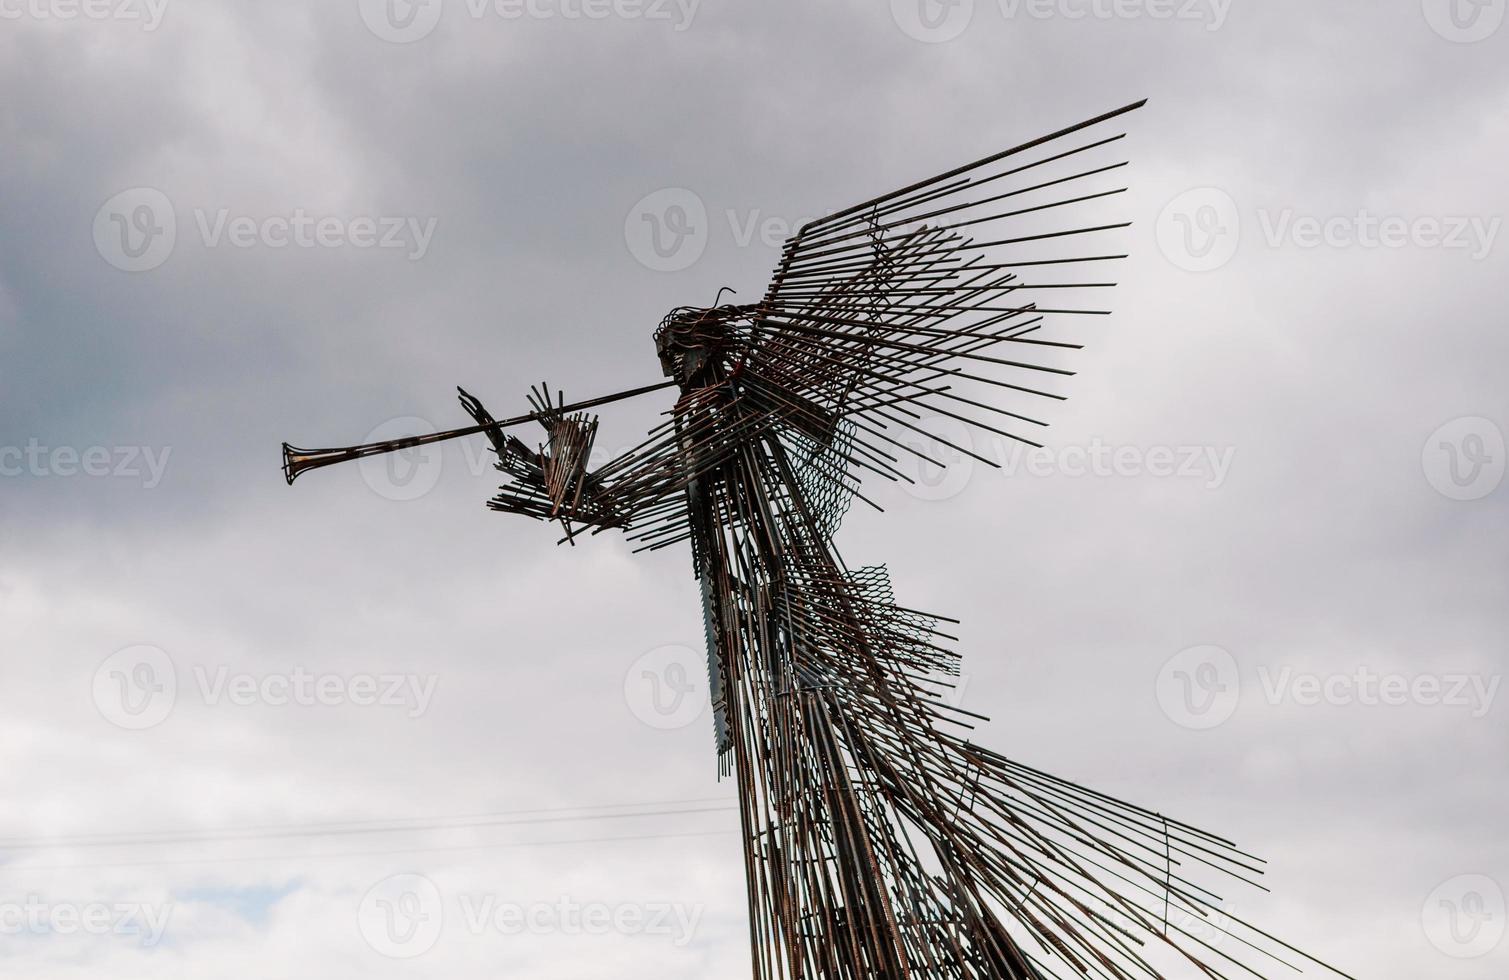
[4,829,740,874]
[0,796,737,853]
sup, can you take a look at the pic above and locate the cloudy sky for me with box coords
[1,0,1506,977]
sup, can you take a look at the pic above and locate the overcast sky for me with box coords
[1,1,1506,977]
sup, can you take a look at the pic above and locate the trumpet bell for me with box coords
[282,443,373,485]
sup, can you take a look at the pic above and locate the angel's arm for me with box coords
[457,387,619,533]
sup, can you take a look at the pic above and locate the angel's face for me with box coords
[655,307,729,388]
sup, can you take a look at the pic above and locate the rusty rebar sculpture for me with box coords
[283,101,1351,979]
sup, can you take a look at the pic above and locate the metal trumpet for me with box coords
[280,379,676,485]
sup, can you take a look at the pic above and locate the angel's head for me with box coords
[654,302,747,388]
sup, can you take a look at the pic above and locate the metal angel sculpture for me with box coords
[283,101,1350,979]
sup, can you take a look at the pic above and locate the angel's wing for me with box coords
[739,100,1147,529]
[515,103,1147,549]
